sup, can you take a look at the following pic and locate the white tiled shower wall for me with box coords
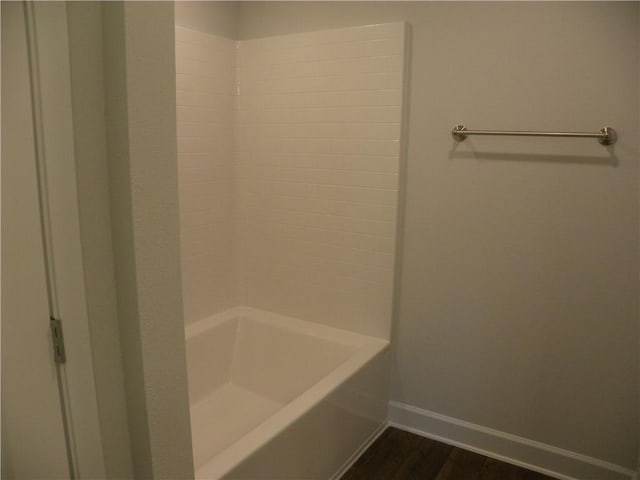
[176,23,406,338]
[176,27,237,323]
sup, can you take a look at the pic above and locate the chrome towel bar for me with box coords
[452,124,617,145]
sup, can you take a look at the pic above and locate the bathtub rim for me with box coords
[187,306,389,479]
[186,306,388,348]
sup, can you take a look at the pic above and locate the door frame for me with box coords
[25,2,106,477]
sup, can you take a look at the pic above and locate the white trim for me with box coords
[330,422,388,480]
[29,3,106,478]
[388,401,634,480]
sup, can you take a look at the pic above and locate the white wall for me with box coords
[66,3,133,476]
[102,3,193,477]
[237,0,640,473]
[175,27,237,323]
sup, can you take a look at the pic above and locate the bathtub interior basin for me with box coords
[185,306,388,478]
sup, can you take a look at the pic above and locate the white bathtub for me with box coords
[185,306,390,479]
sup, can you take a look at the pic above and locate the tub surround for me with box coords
[175,21,408,479]
[176,22,407,339]
[235,22,406,339]
[175,27,237,323]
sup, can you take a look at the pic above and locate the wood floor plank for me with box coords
[480,457,554,480]
[399,438,452,480]
[341,427,558,480]
[480,456,522,480]
[341,429,413,479]
[435,448,488,480]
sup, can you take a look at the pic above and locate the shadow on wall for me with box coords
[449,142,619,167]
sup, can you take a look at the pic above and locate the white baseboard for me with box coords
[331,421,387,480]
[388,401,634,480]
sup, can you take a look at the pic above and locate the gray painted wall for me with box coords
[174,1,238,38]
[63,0,639,473]
[237,1,640,468]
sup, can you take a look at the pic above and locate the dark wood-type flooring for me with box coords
[341,427,558,480]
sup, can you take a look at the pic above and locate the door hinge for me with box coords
[50,317,66,364]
